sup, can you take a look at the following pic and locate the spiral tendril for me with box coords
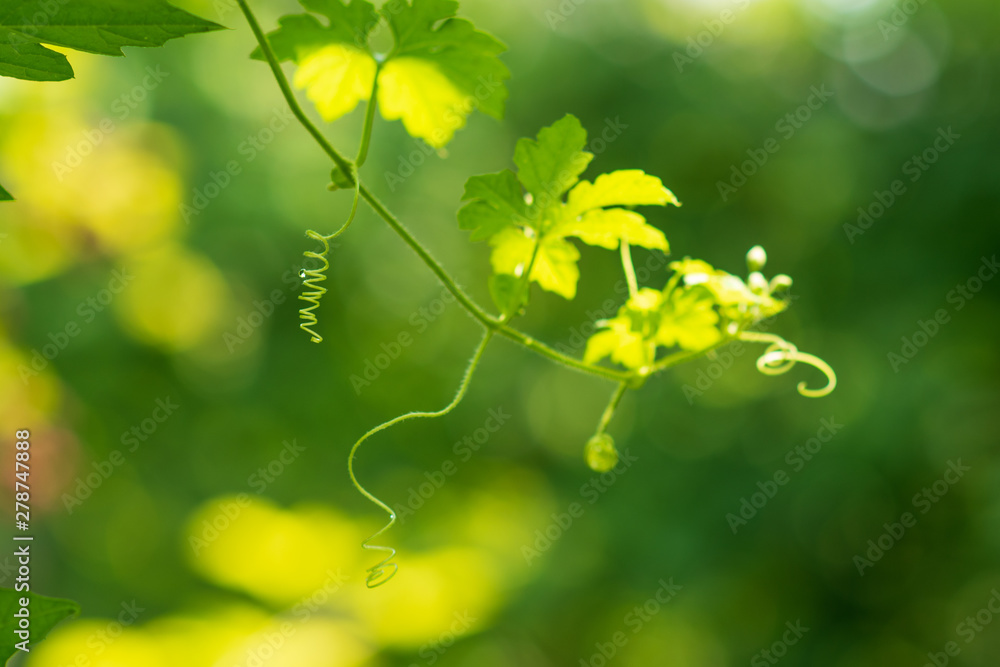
[347,332,494,587]
[738,331,837,397]
[297,168,361,344]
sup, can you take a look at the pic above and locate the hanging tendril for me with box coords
[298,167,361,343]
[347,332,494,587]
[738,331,837,398]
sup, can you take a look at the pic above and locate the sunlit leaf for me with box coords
[513,114,592,207]
[557,208,668,252]
[656,286,722,352]
[378,0,509,147]
[252,0,379,122]
[566,169,679,216]
[0,0,223,82]
[489,228,579,299]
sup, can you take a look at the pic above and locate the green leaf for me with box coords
[488,273,527,316]
[556,208,668,252]
[251,0,379,122]
[0,0,223,82]
[457,170,528,241]
[377,0,510,148]
[566,169,679,216]
[513,114,593,207]
[0,588,80,661]
[655,286,722,352]
[489,228,579,300]
[0,182,12,202]
[0,29,72,81]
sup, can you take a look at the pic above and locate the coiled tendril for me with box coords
[738,331,837,397]
[297,166,360,343]
[347,332,494,587]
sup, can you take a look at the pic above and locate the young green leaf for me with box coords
[655,286,722,351]
[0,182,12,202]
[513,114,592,208]
[378,0,510,148]
[457,170,528,241]
[489,229,579,299]
[458,115,677,306]
[251,0,380,122]
[0,0,223,82]
[0,588,80,661]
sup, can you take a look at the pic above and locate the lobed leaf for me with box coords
[513,114,593,208]
[0,0,223,81]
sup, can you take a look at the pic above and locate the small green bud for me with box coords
[585,433,619,472]
[746,245,767,272]
[769,274,793,293]
[328,165,356,191]
[748,271,768,294]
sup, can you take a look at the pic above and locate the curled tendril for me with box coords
[297,168,361,344]
[738,331,837,398]
[299,231,331,343]
[347,332,494,587]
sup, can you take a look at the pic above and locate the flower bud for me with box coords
[746,245,767,272]
[584,433,619,472]
[769,274,793,293]
[748,271,768,294]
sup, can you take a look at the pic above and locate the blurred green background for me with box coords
[1,0,999,665]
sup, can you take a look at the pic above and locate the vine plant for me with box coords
[0,0,837,591]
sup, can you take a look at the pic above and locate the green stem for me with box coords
[347,331,493,586]
[596,381,628,435]
[234,0,356,181]
[620,241,638,298]
[237,0,633,385]
[499,233,541,323]
[356,69,380,168]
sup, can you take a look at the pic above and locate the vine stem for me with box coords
[234,0,714,386]
[596,381,628,435]
[347,331,494,586]
[355,67,380,167]
[620,240,638,298]
[234,0,355,180]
